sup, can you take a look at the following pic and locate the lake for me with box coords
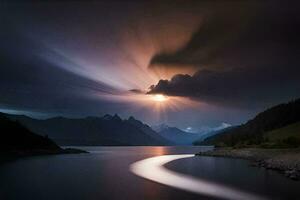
[0,146,299,200]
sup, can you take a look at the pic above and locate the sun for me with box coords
[152,94,168,102]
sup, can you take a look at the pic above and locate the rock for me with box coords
[195,148,300,181]
[284,169,299,180]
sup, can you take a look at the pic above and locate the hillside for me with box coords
[199,98,300,147]
[4,113,171,146]
[0,114,61,157]
[264,121,300,148]
[266,121,300,140]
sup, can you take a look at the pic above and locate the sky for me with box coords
[0,1,299,131]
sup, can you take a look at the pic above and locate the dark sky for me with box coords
[0,1,299,131]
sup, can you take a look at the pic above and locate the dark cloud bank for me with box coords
[149,1,300,109]
[148,67,300,108]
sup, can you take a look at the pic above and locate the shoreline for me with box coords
[196,148,300,181]
[0,148,88,164]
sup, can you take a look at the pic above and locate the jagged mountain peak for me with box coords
[112,114,122,121]
[128,116,136,121]
[102,114,113,120]
[3,112,170,146]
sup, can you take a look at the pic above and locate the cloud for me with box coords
[149,1,300,72]
[129,89,145,94]
[184,122,231,134]
[148,1,300,109]
[148,66,300,108]
[198,122,232,133]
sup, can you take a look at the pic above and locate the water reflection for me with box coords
[130,154,268,200]
[2,146,298,200]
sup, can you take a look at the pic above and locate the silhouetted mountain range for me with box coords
[152,124,201,145]
[199,98,300,147]
[4,113,172,146]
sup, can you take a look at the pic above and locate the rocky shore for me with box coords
[196,148,300,180]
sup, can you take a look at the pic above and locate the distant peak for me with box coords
[128,116,136,121]
[159,124,170,129]
[102,114,113,120]
[152,123,170,132]
[127,116,144,127]
[112,114,122,121]
[102,114,122,121]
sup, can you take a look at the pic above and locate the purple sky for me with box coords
[0,1,299,131]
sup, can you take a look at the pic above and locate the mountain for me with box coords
[152,124,201,145]
[3,113,171,146]
[193,126,236,145]
[0,113,61,155]
[199,98,300,147]
[126,117,170,144]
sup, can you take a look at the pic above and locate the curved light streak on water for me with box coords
[130,154,268,200]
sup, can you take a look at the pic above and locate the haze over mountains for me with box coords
[152,124,201,145]
[152,123,233,145]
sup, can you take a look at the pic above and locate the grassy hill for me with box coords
[199,98,300,148]
[263,121,300,148]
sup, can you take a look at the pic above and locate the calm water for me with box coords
[0,146,299,200]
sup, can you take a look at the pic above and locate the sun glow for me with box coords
[96,92,201,124]
[152,94,168,102]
